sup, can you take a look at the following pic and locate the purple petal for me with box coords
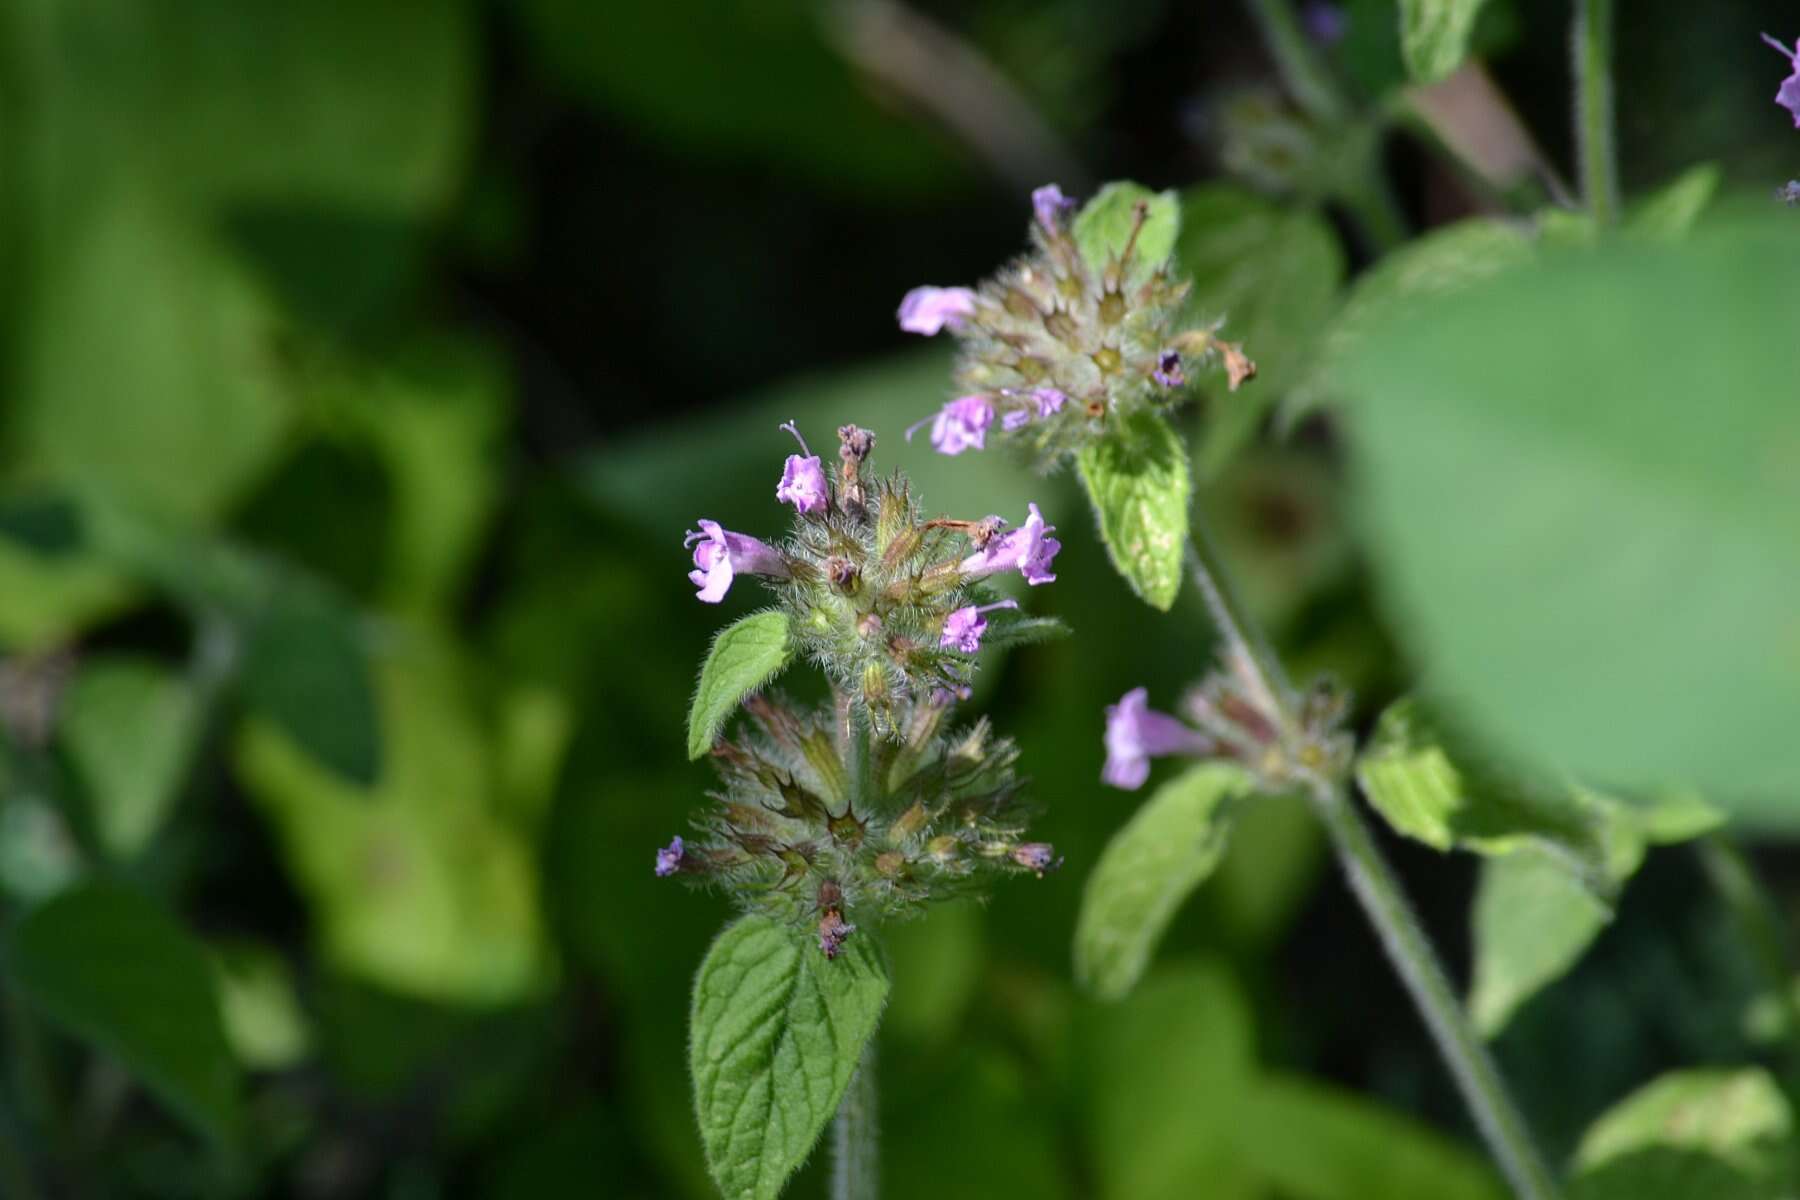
[897,286,977,336]
[1032,184,1074,233]
[1102,687,1211,790]
[654,836,684,877]
[929,395,994,456]
[776,454,829,514]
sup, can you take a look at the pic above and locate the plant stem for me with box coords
[1696,836,1800,1090]
[1573,0,1618,224]
[830,1042,879,1200]
[1185,518,1560,1200]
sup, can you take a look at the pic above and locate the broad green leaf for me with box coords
[1626,164,1721,242]
[1240,1073,1508,1200]
[1173,187,1344,476]
[1468,850,1612,1036]
[1077,409,1191,611]
[212,940,312,1072]
[1074,763,1255,1000]
[1285,217,1531,425]
[690,913,889,1200]
[687,610,792,759]
[236,639,550,1006]
[1571,1069,1795,1200]
[1341,224,1800,814]
[60,655,200,861]
[7,882,241,1141]
[1079,963,1259,1200]
[1073,182,1182,289]
[240,585,381,787]
[1401,0,1490,83]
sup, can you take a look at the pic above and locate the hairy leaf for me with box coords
[1571,1069,1795,1200]
[1073,182,1181,289]
[690,914,888,1200]
[1401,0,1490,83]
[1077,409,1191,611]
[687,610,792,759]
[1075,763,1255,1000]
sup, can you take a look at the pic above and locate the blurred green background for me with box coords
[1,0,1798,1196]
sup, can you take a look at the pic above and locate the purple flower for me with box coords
[654,836,684,877]
[1763,34,1800,128]
[1154,350,1185,389]
[775,421,828,514]
[683,520,790,603]
[960,503,1061,585]
[939,599,1019,653]
[1003,387,1068,431]
[818,910,856,959]
[1010,843,1062,875]
[1032,184,1075,232]
[907,394,994,455]
[1303,1,1348,44]
[897,285,977,335]
[1102,687,1214,790]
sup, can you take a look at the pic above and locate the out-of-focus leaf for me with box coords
[1626,164,1721,242]
[0,492,83,558]
[1079,963,1260,1200]
[212,940,312,1072]
[7,882,240,1141]
[1173,187,1344,475]
[240,585,380,788]
[1570,1068,1795,1200]
[1401,0,1490,83]
[883,901,982,1046]
[689,914,888,1200]
[1074,764,1254,1000]
[884,1047,1072,1200]
[1468,849,1613,1036]
[1072,182,1181,289]
[60,655,200,861]
[1077,409,1191,611]
[687,610,792,760]
[1209,789,1326,948]
[1341,224,1800,813]
[1240,1073,1507,1199]
[235,641,549,1006]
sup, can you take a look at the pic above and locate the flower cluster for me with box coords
[1763,33,1800,128]
[1102,650,1353,792]
[658,693,1058,957]
[898,184,1254,469]
[683,423,1063,735]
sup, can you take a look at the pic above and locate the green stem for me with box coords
[1573,0,1618,224]
[1185,521,1560,1200]
[1696,836,1800,1089]
[830,1042,879,1200]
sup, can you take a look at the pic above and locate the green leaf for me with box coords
[1570,1069,1796,1200]
[1077,410,1191,611]
[1073,182,1182,289]
[687,610,792,759]
[0,491,84,558]
[689,913,889,1200]
[1468,850,1612,1036]
[6,882,241,1141]
[1173,187,1345,476]
[240,585,381,787]
[1340,224,1800,815]
[1075,764,1255,1000]
[60,655,201,861]
[1625,163,1722,242]
[212,940,312,1072]
[1400,0,1490,83]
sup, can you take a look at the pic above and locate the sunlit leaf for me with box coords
[1570,1068,1796,1200]
[1073,182,1181,289]
[687,610,792,760]
[1077,409,1191,611]
[1401,0,1490,83]
[60,655,200,861]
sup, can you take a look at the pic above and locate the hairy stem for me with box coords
[831,1042,879,1200]
[1696,836,1800,1090]
[1186,519,1560,1199]
[1573,0,1618,224]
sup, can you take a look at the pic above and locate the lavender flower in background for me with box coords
[1302,1,1347,45]
[1762,33,1800,127]
[1102,687,1214,790]
[907,394,994,455]
[897,285,977,335]
[654,836,684,877]
[940,599,1020,653]
[1781,180,1800,206]
[683,520,789,603]
[774,420,828,514]
[1032,183,1075,232]
[960,503,1061,585]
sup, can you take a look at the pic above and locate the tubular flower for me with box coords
[1763,33,1800,127]
[897,286,977,335]
[684,521,789,603]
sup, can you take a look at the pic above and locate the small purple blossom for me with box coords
[1010,842,1062,876]
[1302,1,1348,44]
[1763,34,1800,128]
[775,421,828,514]
[960,503,1061,585]
[897,285,977,335]
[654,836,684,877]
[1154,350,1185,389]
[683,520,790,603]
[1102,687,1214,790]
[818,910,857,959]
[1032,184,1075,233]
[907,394,994,455]
[1033,387,1068,417]
[939,599,1019,653]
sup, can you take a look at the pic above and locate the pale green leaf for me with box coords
[61,656,200,861]
[690,913,889,1200]
[1341,224,1800,815]
[687,610,793,759]
[1073,182,1182,289]
[1077,409,1191,611]
[1075,763,1255,1000]
[1468,850,1612,1036]
[7,882,241,1141]
[212,940,312,1072]
[1571,1068,1795,1200]
[1626,164,1721,242]
[1401,0,1490,83]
